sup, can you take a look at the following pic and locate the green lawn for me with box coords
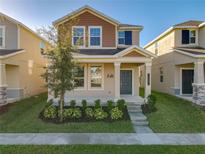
[141,89,205,133]
[0,93,134,133]
[0,145,205,154]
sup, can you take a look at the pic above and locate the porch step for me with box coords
[127,108,142,113]
[130,116,147,121]
[127,106,141,110]
[132,121,149,126]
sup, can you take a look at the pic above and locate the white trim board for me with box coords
[0,25,6,49]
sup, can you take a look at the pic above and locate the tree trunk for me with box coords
[59,92,64,122]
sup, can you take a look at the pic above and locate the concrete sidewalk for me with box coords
[1,133,205,145]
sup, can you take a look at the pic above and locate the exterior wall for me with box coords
[0,17,18,49]
[51,63,140,101]
[199,26,205,48]
[2,26,47,98]
[63,11,116,47]
[145,31,175,56]
[132,30,140,46]
[174,28,199,47]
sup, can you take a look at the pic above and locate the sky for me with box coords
[0,0,205,46]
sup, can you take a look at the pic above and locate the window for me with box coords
[147,73,150,86]
[182,30,196,44]
[118,31,125,45]
[40,41,45,49]
[118,31,132,45]
[74,65,85,88]
[72,26,85,47]
[160,67,164,83]
[0,26,5,48]
[89,26,101,47]
[89,64,103,89]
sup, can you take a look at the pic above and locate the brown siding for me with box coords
[62,11,116,47]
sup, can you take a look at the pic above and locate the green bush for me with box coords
[71,108,82,119]
[107,100,114,111]
[62,108,73,118]
[116,99,126,110]
[94,99,101,109]
[70,100,76,108]
[81,99,87,110]
[147,94,156,112]
[85,107,94,118]
[94,108,108,120]
[110,107,123,120]
[43,105,57,118]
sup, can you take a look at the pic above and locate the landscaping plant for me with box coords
[43,106,57,118]
[111,107,123,120]
[70,100,76,108]
[117,99,126,110]
[94,108,108,120]
[71,108,82,119]
[81,100,87,110]
[107,100,114,111]
[147,94,157,112]
[94,99,101,109]
[62,108,73,118]
[85,107,94,118]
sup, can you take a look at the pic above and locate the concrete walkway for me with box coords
[1,133,205,145]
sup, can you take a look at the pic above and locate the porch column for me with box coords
[144,62,152,99]
[114,62,121,100]
[0,63,7,105]
[193,59,205,106]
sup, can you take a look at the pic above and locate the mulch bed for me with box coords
[39,106,130,124]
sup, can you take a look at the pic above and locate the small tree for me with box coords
[38,20,78,122]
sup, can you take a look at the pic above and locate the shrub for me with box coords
[70,100,76,108]
[107,100,114,111]
[62,108,73,118]
[110,107,123,120]
[116,99,126,110]
[94,108,108,120]
[43,105,57,118]
[147,94,156,112]
[71,108,82,119]
[94,99,101,109]
[85,107,94,118]
[81,99,87,110]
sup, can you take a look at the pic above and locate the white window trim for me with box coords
[120,68,134,96]
[88,64,104,90]
[0,26,6,49]
[74,64,87,91]
[88,26,102,48]
[118,30,125,45]
[181,29,198,46]
[179,67,194,95]
[72,26,85,48]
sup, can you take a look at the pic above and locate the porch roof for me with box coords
[77,48,126,55]
[174,47,205,58]
[0,49,24,56]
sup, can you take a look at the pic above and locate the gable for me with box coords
[123,50,146,57]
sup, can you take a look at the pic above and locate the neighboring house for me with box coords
[0,12,48,106]
[49,5,155,102]
[144,20,205,105]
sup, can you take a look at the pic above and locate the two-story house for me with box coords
[144,20,205,105]
[49,5,155,103]
[0,12,49,105]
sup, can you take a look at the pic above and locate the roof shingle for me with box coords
[0,49,24,56]
[174,20,204,27]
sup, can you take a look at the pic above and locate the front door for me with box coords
[120,70,132,95]
[182,69,194,94]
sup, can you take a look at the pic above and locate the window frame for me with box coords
[88,26,102,48]
[159,67,164,83]
[74,64,87,91]
[72,26,85,48]
[118,31,125,45]
[0,26,5,49]
[189,30,196,44]
[181,29,198,45]
[88,64,104,90]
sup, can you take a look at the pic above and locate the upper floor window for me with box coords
[118,31,125,45]
[160,67,164,83]
[89,26,102,47]
[118,31,132,45]
[0,26,5,48]
[182,30,196,45]
[72,26,85,47]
